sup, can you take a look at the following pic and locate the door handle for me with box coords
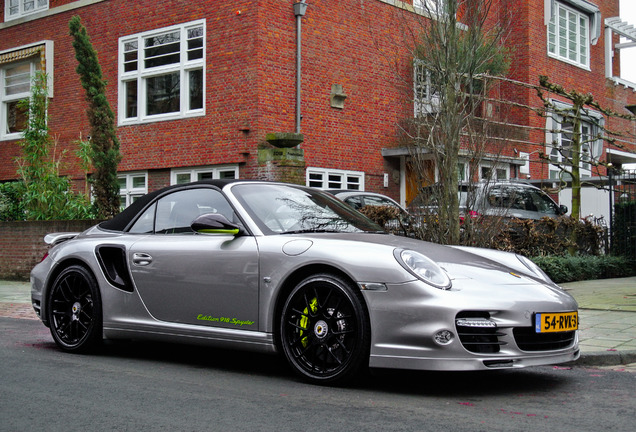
[132,253,153,266]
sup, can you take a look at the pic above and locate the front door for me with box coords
[127,187,259,330]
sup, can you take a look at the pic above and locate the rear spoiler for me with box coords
[44,232,80,246]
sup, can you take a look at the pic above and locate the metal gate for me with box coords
[609,169,636,264]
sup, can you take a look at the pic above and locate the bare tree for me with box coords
[535,75,636,253]
[399,0,511,245]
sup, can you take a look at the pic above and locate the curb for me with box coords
[573,350,636,367]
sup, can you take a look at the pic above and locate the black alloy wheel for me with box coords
[47,265,102,353]
[280,273,370,385]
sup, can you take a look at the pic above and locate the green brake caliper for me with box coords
[300,297,318,348]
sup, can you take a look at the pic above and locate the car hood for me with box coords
[293,232,560,287]
[297,233,575,309]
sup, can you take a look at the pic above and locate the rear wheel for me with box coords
[47,265,102,353]
[280,273,370,385]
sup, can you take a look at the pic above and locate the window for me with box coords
[1,42,54,140]
[413,0,446,17]
[130,188,236,234]
[306,168,364,190]
[0,61,33,139]
[487,186,560,215]
[171,165,238,185]
[119,20,205,124]
[5,0,48,21]
[118,172,148,210]
[480,164,508,181]
[358,195,400,210]
[414,60,440,116]
[457,162,467,182]
[546,102,603,180]
[549,120,598,179]
[547,2,590,68]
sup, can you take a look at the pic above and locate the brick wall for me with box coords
[0,0,418,197]
[0,220,98,281]
[1,0,633,206]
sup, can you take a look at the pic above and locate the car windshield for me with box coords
[231,183,383,234]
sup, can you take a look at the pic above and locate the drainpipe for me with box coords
[293,1,308,134]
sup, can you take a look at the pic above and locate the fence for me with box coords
[609,169,636,265]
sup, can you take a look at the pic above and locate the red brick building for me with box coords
[1,0,634,209]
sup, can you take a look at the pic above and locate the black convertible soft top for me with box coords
[98,179,240,232]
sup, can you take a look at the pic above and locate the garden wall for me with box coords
[0,220,98,281]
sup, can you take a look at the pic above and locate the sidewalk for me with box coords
[560,277,636,367]
[1,277,635,367]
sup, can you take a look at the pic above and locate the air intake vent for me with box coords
[513,327,576,351]
[455,315,506,354]
[483,359,513,368]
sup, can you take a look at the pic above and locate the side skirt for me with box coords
[103,322,277,354]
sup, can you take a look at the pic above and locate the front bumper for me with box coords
[362,279,580,371]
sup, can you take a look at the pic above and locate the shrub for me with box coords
[0,182,25,221]
[14,71,97,221]
[358,205,413,237]
[531,255,634,284]
[494,216,603,257]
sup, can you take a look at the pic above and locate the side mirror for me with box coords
[558,205,568,215]
[191,213,242,235]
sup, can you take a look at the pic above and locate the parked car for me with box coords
[410,181,568,221]
[327,189,414,233]
[31,180,579,385]
[327,190,407,213]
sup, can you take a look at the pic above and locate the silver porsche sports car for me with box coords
[31,180,579,384]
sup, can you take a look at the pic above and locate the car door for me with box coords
[127,187,260,330]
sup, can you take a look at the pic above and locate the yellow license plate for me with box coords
[535,312,578,333]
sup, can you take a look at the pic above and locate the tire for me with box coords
[280,273,370,385]
[47,265,102,353]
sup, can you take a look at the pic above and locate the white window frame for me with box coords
[170,165,239,185]
[546,101,603,180]
[0,41,54,141]
[1,59,36,140]
[118,20,205,125]
[4,0,48,22]
[306,168,365,190]
[413,0,450,19]
[547,1,590,69]
[118,172,148,209]
[414,59,441,116]
[548,119,597,180]
[479,163,509,181]
[457,162,467,182]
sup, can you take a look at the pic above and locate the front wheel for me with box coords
[279,273,370,385]
[47,265,102,353]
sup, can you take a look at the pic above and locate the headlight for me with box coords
[516,254,553,284]
[395,249,451,290]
